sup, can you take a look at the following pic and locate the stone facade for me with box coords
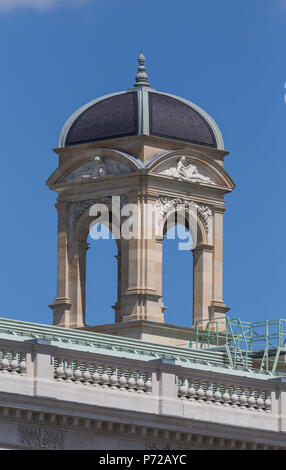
[0,319,285,450]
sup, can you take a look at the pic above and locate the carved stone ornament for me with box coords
[155,156,215,185]
[68,195,128,229]
[66,156,131,182]
[69,197,112,228]
[18,425,65,450]
[145,440,193,450]
[155,196,212,232]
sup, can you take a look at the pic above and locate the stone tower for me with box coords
[47,54,234,343]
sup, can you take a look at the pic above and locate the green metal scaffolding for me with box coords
[189,316,286,375]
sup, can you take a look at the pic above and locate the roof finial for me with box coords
[134,52,150,87]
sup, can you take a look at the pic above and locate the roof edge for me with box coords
[149,89,224,150]
[58,88,224,151]
[58,90,135,148]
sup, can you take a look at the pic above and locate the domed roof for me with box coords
[58,54,224,150]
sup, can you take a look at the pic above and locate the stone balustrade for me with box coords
[0,334,286,450]
[0,350,27,375]
[178,376,271,412]
[54,357,152,393]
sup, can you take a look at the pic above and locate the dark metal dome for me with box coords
[58,55,223,149]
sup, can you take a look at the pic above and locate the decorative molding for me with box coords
[155,196,212,232]
[18,425,65,450]
[155,156,215,185]
[178,377,271,413]
[69,197,111,228]
[145,440,193,450]
[0,350,26,375]
[0,406,280,450]
[69,198,98,227]
[66,156,130,183]
[68,195,128,230]
[54,357,152,394]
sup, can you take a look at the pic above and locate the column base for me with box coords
[79,320,196,348]
[49,298,72,327]
[208,301,230,331]
[119,290,164,323]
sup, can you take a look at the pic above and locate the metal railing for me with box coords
[189,316,286,374]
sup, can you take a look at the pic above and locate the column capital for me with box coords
[209,301,230,323]
[49,298,72,327]
[155,235,164,243]
[55,201,69,214]
[192,243,214,253]
[68,240,89,248]
[213,206,226,214]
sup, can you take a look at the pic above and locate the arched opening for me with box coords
[85,223,118,326]
[162,219,194,328]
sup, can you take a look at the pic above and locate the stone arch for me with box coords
[67,198,122,327]
[162,220,194,326]
[159,202,212,325]
[155,196,210,246]
[49,156,230,330]
[72,198,121,243]
[161,205,208,246]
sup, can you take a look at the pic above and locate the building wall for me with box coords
[0,323,285,450]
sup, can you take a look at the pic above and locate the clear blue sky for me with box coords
[0,0,285,328]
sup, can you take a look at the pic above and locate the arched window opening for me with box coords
[162,223,193,327]
[85,223,118,326]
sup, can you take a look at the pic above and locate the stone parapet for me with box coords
[0,322,285,449]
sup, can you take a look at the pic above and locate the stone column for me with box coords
[151,359,181,416]
[113,247,121,323]
[276,378,286,432]
[119,194,164,323]
[192,244,213,326]
[49,202,71,327]
[68,240,88,328]
[209,208,229,327]
[30,340,55,397]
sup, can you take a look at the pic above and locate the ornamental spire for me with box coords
[134,52,150,87]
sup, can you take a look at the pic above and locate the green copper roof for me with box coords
[0,317,280,379]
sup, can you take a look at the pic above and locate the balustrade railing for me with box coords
[0,350,27,375]
[178,377,271,412]
[54,358,152,394]
[0,348,277,415]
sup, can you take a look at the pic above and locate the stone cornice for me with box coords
[53,134,230,159]
[0,400,283,450]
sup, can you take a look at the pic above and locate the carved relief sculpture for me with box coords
[19,425,65,450]
[66,156,131,182]
[157,156,214,184]
[155,196,212,233]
